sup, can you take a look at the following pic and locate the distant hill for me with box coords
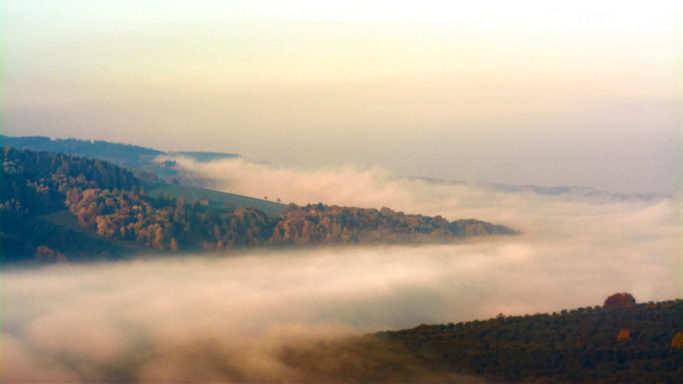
[0,135,239,180]
[3,135,665,202]
[412,176,665,200]
[282,298,683,383]
[0,147,516,263]
[0,134,163,171]
[173,151,238,162]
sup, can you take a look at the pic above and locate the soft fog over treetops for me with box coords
[0,147,516,262]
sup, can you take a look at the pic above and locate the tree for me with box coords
[671,331,683,349]
[170,237,179,252]
[616,328,630,342]
[603,292,636,308]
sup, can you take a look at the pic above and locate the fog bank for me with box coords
[2,159,680,382]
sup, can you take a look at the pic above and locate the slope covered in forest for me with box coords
[0,134,238,180]
[0,134,284,213]
[282,298,683,383]
[0,147,516,262]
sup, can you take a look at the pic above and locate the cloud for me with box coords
[2,159,680,382]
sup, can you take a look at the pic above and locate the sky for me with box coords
[1,1,681,194]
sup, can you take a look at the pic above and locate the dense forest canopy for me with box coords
[0,147,516,262]
[283,298,683,383]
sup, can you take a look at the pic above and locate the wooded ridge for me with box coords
[0,147,516,262]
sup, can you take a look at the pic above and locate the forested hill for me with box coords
[0,147,517,262]
[376,299,683,383]
[280,297,683,383]
[0,135,238,180]
[0,135,163,173]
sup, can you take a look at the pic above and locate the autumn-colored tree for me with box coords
[603,292,636,308]
[616,328,630,342]
[34,245,67,263]
[671,331,683,349]
[170,238,179,252]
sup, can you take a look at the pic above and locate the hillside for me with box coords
[0,134,282,213]
[0,147,146,261]
[281,298,683,383]
[0,134,164,173]
[0,134,239,180]
[148,184,284,216]
[0,147,517,262]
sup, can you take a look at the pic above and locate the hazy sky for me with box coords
[1,1,681,194]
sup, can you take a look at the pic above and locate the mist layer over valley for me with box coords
[2,159,680,382]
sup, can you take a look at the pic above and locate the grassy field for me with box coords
[148,184,286,216]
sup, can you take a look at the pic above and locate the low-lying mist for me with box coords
[3,158,680,382]
[168,156,677,227]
